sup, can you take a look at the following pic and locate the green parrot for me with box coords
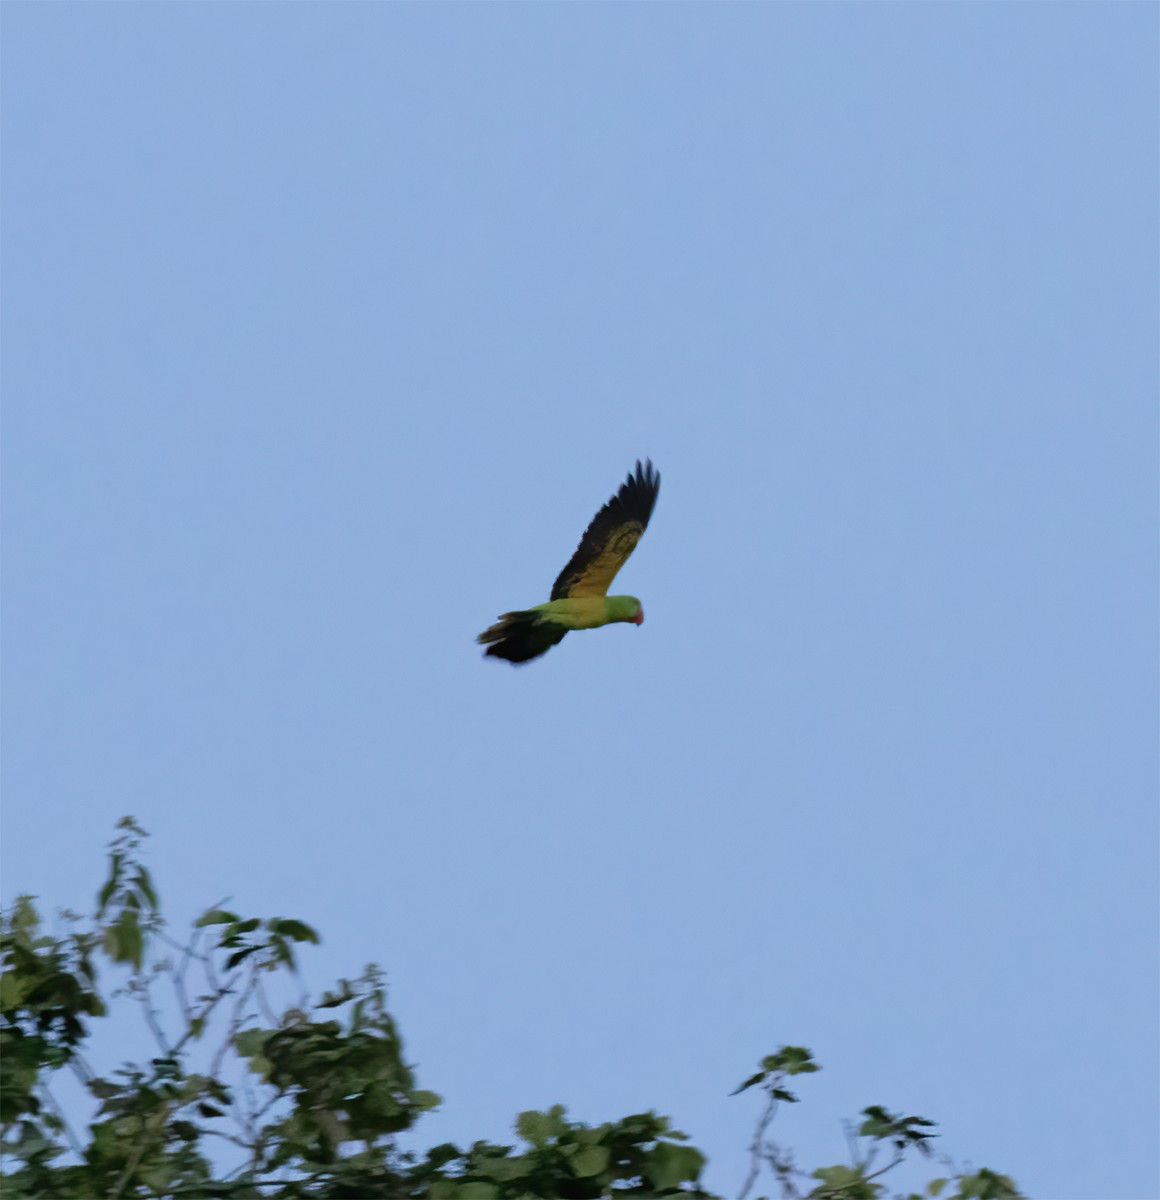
[478,460,660,664]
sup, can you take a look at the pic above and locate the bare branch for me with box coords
[200,1126,254,1153]
[67,1051,95,1087]
[254,975,280,1029]
[211,967,259,1080]
[765,1143,802,1200]
[863,1151,905,1184]
[738,1084,781,1200]
[135,972,173,1058]
[163,928,204,1021]
[843,1118,860,1167]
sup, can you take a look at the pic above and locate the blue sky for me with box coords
[3,5,1156,1198]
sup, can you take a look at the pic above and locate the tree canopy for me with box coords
[1,819,1023,1200]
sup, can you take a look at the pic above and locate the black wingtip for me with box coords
[618,459,660,525]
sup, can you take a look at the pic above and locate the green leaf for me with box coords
[132,867,159,912]
[927,1180,948,1197]
[316,980,356,1008]
[196,909,239,927]
[234,1029,269,1057]
[516,1109,547,1146]
[96,854,123,916]
[103,909,144,970]
[425,1143,462,1169]
[860,1112,895,1139]
[0,970,27,1010]
[225,945,259,970]
[811,1163,869,1193]
[516,1108,565,1147]
[266,918,319,944]
[646,1141,706,1189]
[473,1153,525,1183]
[955,1170,1024,1200]
[780,1045,819,1075]
[731,1070,767,1095]
[571,1143,610,1178]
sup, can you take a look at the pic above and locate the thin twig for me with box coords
[164,963,243,1062]
[199,1127,254,1153]
[168,1177,288,1196]
[738,1084,780,1200]
[211,968,259,1079]
[205,940,223,996]
[254,975,280,1029]
[764,1143,801,1200]
[137,972,173,1057]
[168,928,204,1020]
[844,1119,860,1167]
[67,1050,95,1087]
[863,1151,905,1184]
[809,1151,905,1199]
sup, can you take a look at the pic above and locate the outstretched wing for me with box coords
[551,460,660,600]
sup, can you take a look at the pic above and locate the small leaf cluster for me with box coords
[732,1045,820,1102]
[405,1107,710,1199]
[1,894,106,1193]
[97,818,159,973]
[732,1050,1024,1200]
[196,910,320,975]
[234,969,439,1173]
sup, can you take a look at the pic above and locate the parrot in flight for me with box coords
[478,460,660,664]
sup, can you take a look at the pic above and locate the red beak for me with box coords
[633,608,645,625]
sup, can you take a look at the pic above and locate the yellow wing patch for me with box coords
[558,522,644,597]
